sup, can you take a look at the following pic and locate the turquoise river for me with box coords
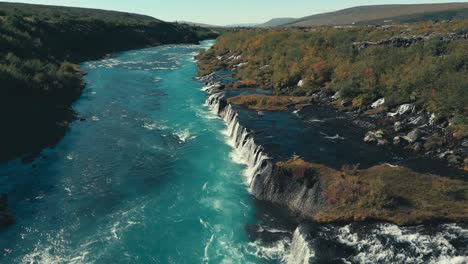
[0,41,285,263]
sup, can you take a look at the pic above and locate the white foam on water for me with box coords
[111,222,120,240]
[174,128,196,143]
[204,93,273,190]
[142,120,170,131]
[203,234,215,264]
[336,224,468,264]
[142,122,157,130]
[20,229,92,264]
[246,238,291,261]
[430,256,468,264]
[284,227,314,264]
[200,218,211,229]
[306,118,325,123]
[320,132,344,140]
[256,226,291,235]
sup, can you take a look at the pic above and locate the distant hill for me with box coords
[257,18,297,27]
[178,20,259,28]
[178,21,220,28]
[0,2,160,23]
[281,3,468,27]
[357,7,468,25]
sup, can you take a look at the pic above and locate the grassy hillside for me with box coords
[257,18,297,27]
[358,7,468,25]
[197,21,468,137]
[0,2,159,23]
[0,2,217,161]
[283,3,468,26]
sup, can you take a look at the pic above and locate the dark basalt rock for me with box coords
[410,142,423,152]
[404,129,421,144]
[250,162,328,219]
[340,99,352,107]
[447,155,462,165]
[364,130,388,146]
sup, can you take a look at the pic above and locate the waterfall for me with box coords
[204,92,273,190]
[202,86,313,264]
[284,227,314,264]
[201,82,222,94]
[205,92,224,115]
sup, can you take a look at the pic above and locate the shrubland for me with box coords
[197,21,467,136]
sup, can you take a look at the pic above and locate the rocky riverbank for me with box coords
[198,65,467,226]
[196,23,468,172]
[330,90,467,172]
[196,58,467,173]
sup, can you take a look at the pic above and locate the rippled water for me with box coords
[0,41,268,263]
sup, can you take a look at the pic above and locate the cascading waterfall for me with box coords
[202,83,311,264]
[205,92,224,115]
[202,86,272,191]
[284,226,314,264]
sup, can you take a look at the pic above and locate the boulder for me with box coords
[410,142,423,152]
[394,121,403,132]
[429,113,437,125]
[297,80,304,87]
[408,115,428,126]
[332,91,341,100]
[403,129,421,144]
[340,99,352,107]
[447,155,462,165]
[233,62,248,68]
[462,139,468,148]
[364,130,385,144]
[439,151,454,159]
[371,98,385,108]
[377,139,389,146]
[387,103,415,117]
[393,136,403,145]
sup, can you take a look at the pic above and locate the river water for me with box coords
[0,41,466,264]
[0,41,266,263]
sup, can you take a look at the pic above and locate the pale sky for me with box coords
[2,0,468,25]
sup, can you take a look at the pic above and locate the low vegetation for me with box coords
[227,94,310,111]
[198,21,468,137]
[277,158,468,225]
